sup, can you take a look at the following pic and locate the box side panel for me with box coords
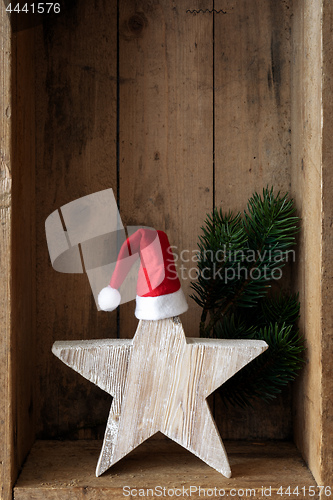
[291,0,323,483]
[0,3,13,499]
[11,26,37,479]
[321,0,333,486]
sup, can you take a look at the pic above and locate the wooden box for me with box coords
[1,0,332,498]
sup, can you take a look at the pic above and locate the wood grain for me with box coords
[118,0,214,337]
[290,0,322,484]
[214,0,292,211]
[0,3,13,498]
[52,318,267,478]
[4,0,332,493]
[215,388,293,441]
[213,0,294,441]
[35,0,118,440]
[0,17,37,500]
[11,25,37,482]
[14,439,318,500]
[321,0,333,486]
[31,0,297,446]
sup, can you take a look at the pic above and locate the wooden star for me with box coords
[52,317,267,478]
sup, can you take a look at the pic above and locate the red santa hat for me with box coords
[97,228,188,320]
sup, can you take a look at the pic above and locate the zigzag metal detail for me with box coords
[186,9,227,14]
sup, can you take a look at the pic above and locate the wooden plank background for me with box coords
[118,0,213,337]
[4,0,333,493]
[35,0,118,440]
[213,0,293,440]
[33,0,295,443]
[214,0,292,211]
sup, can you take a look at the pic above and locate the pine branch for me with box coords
[190,187,304,407]
[191,187,300,336]
[217,322,305,407]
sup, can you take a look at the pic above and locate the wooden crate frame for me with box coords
[1,0,333,498]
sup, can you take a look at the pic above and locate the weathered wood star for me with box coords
[52,317,267,478]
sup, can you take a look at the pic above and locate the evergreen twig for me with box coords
[190,187,305,406]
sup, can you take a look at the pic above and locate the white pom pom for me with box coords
[98,286,121,312]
